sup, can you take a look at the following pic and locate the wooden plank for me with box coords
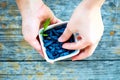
[0,0,120,61]
[0,0,120,80]
[0,34,120,42]
[1,27,120,36]
[0,61,120,79]
[0,0,119,27]
[0,25,120,42]
[1,74,119,80]
[0,39,120,60]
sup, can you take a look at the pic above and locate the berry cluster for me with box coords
[43,23,75,59]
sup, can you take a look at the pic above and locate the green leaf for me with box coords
[40,30,48,36]
[43,18,50,31]
[40,18,50,37]
[43,34,48,36]
[40,30,44,34]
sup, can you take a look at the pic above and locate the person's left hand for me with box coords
[58,2,104,61]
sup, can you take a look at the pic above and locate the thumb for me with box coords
[58,27,72,42]
[50,16,62,24]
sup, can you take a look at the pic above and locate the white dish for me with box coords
[39,21,79,63]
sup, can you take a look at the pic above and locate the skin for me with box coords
[59,0,105,61]
[16,0,105,61]
[16,0,61,57]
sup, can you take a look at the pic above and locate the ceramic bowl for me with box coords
[39,21,79,63]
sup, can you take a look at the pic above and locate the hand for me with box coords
[16,0,61,57]
[58,2,104,61]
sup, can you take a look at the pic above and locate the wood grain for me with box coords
[0,0,120,80]
[0,61,120,80]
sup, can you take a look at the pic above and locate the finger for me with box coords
[72,43,98,61]
[55,17,62,23]
[36,36,44,58]
[27,38,44,57]
[62,40,90,50]
[51,16,62,24]
[58,27,73,42]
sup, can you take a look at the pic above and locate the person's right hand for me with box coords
[16,0,61,57]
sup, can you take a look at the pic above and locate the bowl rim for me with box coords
[38,21,80,63]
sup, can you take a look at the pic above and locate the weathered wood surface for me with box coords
[0,61,120,80]
[0,0,120,80]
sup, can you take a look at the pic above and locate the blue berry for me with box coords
[43,23,75,59]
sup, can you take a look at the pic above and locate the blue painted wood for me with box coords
[0,0,120,60]
[0,61,120,80]
[0,0,120,80]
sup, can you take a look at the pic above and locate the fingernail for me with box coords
[72,59,76,61]
[62,44,67,49]
[72,57,77,61]
[58,37,63,42]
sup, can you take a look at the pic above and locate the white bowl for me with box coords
[39,21,79,63]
